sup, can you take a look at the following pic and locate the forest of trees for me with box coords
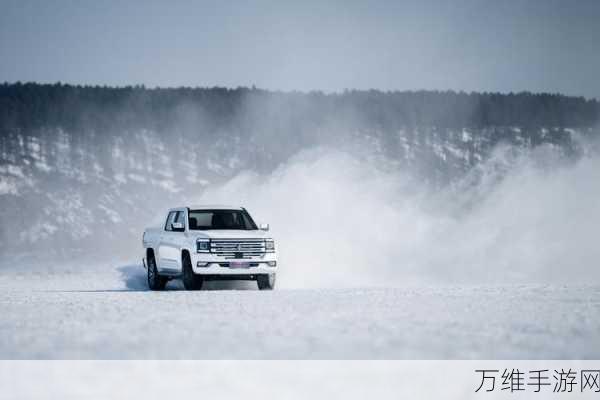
[1,82,599,135]
[2,82,598,175]
[1,82,599,259]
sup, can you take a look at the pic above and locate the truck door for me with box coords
[158,210,186,273]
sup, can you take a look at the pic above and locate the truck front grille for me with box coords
[211,239,266,259]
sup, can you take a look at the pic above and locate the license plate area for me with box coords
[229,261,250,269]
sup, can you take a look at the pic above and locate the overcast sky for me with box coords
[1,0,599,98]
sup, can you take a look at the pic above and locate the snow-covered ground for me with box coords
[0,263,598,359]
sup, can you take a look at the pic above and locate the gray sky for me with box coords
[1,0,599,98]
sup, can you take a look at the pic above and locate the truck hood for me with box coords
[192,230,268,240]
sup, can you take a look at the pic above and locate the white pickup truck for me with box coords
[142,205,277,290]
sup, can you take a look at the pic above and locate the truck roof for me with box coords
[171,204,244,211]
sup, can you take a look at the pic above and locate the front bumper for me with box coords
[191,252,277,275]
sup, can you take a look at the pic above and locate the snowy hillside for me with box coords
[0,84,598,264]
[0,125,591,262]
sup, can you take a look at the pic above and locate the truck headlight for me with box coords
[197,239,210,253]
[265,239,275,252]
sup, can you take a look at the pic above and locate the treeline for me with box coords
[1,82,599,136]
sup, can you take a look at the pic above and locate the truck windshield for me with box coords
[188,209,258,230]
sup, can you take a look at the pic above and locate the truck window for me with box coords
[188,209,258,230]
[164,211,178,231]
[174,210,186,226]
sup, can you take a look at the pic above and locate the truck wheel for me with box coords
[182,253,203,290]
[147,255,167,291]
[257,274,276,290]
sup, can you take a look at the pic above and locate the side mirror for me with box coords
[259,223,270,231]
[171,222,185,232]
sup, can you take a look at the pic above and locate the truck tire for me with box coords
[182,253,203,290]
[147,255,167,291]
[257,274,276,290]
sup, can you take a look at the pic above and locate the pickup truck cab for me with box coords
[142,205,277,290]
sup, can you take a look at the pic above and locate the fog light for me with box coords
[197,262,209,268]
[267,261,277,267]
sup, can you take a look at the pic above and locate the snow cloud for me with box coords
[195,140,600,288]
